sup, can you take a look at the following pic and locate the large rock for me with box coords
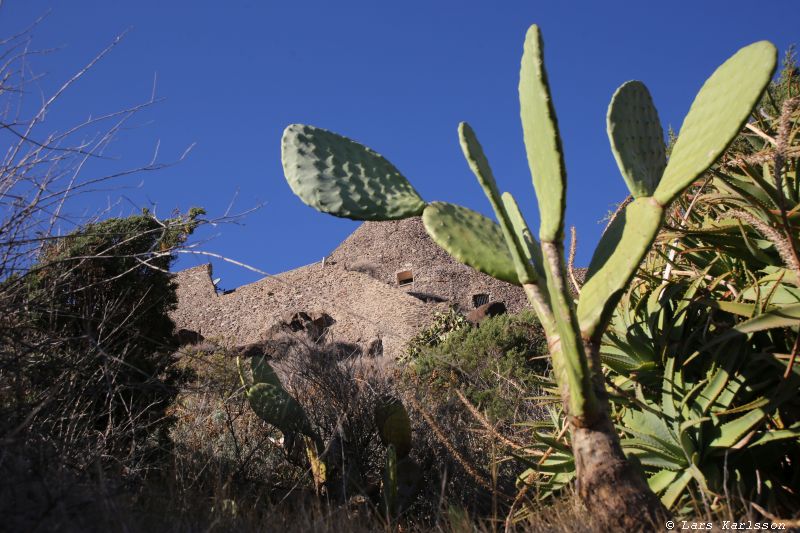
[466,301,507,326]
[282,311,335,342]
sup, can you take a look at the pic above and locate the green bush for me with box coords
[405,309,547,422]
[403,307,470,362]
[1,208,204,467]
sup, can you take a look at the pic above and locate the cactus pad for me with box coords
[607,81,666,198]
[577,198,663,338]
[654,41,777,205]
[458,122,502,199]
[422,202,519,285]
[519,24,566,242]
[458,122,538,285]
[251,354,279,386]
[247,381,313,436]
[281,124,426,220]
[374,397,412,458]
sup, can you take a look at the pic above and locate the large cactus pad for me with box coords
[247,381,312,436]
[519,24,566,242]
[422,202,519,285]
[607,81,666,198]
[578,198,663,338]
[282,124,426,220]
[654,41,777,205]
[375,397,412,458]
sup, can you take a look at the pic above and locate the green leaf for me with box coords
[281,124,426,221]
[607,81,666,197]
[748,423,800,448]
[653,42,777,205]
[734,303,800,334]
[519,24,566,242]
[703,300,758,318]
[708,408,767,450]
[661,469,693,510]
[422,202,519,284]
[648,469,679,494]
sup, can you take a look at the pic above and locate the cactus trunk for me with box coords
[571,414,663,530]
[571,340,665,530]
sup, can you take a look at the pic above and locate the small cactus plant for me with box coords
[280,24,776,529]
[238,355,421,513]
[374,396,423,520]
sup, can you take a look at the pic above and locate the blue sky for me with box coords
[3,1,797,289]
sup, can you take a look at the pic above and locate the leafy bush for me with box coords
[403,307,470,362]
[1,208,203,469]
[406,310,547,421]
[397,310,549,518]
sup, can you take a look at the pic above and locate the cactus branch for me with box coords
[541,241,598,423]
[458,122,539,286]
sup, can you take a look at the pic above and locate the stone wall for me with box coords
[327,217,529,312]
[172,262,448,359]
[172,217,531,358]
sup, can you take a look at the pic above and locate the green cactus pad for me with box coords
[653,41,776,205]
[577,198,663,338]
[247,381,313,437]
[422,202,519,285]
[281,124,426,220]
[458,122,502,199]
[374,397,412,458]
[251,355,280,386]
[519,24,566,242]
[607,81,666,198]
[458,122,538,285]
[501,192,545,279]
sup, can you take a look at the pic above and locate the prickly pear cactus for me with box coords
[374,396,413,458]
[281,124,426,221]
[245,356,315,438]
[280,24,778,526]
[422,202,519,284]
[578,40,777,339]
[653,41,777,205]
[607,81,666,198]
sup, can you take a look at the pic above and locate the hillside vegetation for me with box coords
[1,21,799,533]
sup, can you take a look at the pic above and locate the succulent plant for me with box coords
[280,23,776,529]
[245,355,316,440]
[282,124,425,220]
[374,395,413,458]
[238,356,421,513]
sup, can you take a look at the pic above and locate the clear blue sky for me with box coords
[3,1,797,289]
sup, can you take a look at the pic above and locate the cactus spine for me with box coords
[280,24,776,529]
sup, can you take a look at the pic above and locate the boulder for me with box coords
[282,311,335,342]
[466,301,507,326]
